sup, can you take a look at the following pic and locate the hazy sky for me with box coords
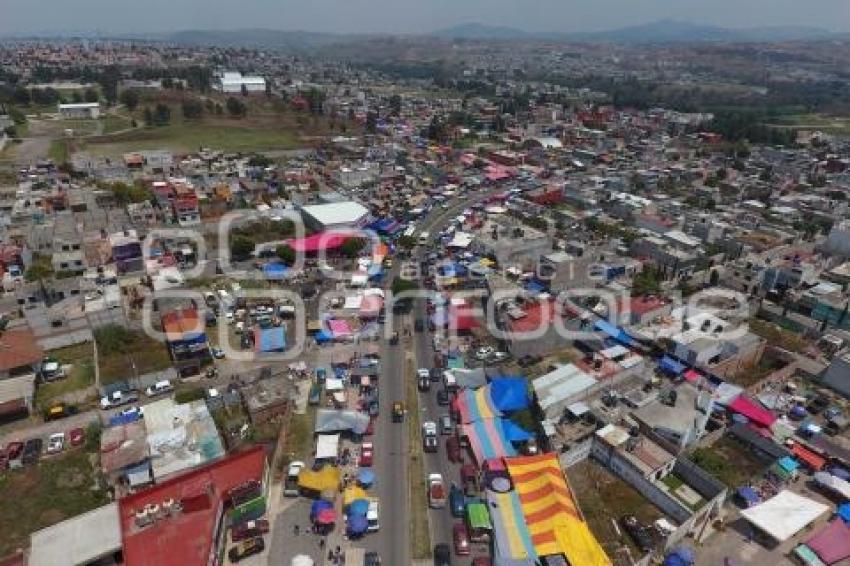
[2,0,849,35]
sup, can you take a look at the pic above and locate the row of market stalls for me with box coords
[484,453,611,566]
[449,376,610,565]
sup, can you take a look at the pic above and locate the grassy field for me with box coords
[689,435,769,488]
[35,342,96,412]
[766,113,850,134]
[0,448,109,557]
[102,114,132,134]
[95,326,172,384]
[749,318,811,354]
[48,139,69,163]
[406,357,431,559]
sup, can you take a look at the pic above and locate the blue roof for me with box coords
[594,318,637,346]
[737,486,759,503]
[778,456,800,472]
[263,262,289,280]
[256,327,285,352]
[838,503,850,523]
[489,378,530,412]
[660,355,686,375]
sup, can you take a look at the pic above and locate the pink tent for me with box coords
[807,520,850,564]
[729,395,777,428]
[288,232,357,253]
[327,319,353,339]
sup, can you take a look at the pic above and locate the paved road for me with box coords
[407,186,507,564]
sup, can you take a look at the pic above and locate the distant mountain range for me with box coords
[431,20,839,43]
[6,20,842,47]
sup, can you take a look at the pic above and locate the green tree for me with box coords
[119,89,140,111]
[83,88,99,103]
[142,106,153,125]
[391,276,418,295]
[181,98,204,119]
[231,235,254,261]
[340,238,366,259]
[276,244,296,264]
[226,97,246,117]
[152,103,171,126]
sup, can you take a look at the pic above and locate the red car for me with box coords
[0,447,7,471]
[68,428,85,447]
[5,441,23,466]
[453,522,471,556]
[364,417,375,436]
[472,557,492,566]
[446,436,462,463]
[231,519,269,542]
[359,442,374,467]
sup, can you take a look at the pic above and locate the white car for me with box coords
[145,380,174,397]
[417,368,430,380]
[118,406,144,419]
[367,499,380,532]
[46,432,65,454]
[284,461,305,497]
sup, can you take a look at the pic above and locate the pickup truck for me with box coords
[428,473,446,508]
[100,390,139,410]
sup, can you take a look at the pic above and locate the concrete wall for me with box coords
[559,436,593,468]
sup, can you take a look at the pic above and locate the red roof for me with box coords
[161,308,202,341]
[790,443,826,471]
[120,447,266,566]
[0,327,44,372]
[728,396,777,428]
[507,300,558,334]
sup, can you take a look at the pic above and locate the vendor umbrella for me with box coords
[357,468,376,486]
[315,508,337,525]
[348,498,370,516]
[347,514,368,535]
[310,499,333,520]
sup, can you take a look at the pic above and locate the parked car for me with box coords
[100,390,138,410]
[428,473,446,508]
[68,427,85,447]
[621,515,653,552]
[367,499,380,532]
[472,557,492,566]
[474,346,494,360]
[231,519,269,542]
[449,483,466,517]
[440,414,453,435]
[365,551,381,566]
[422,421,438,453]
[517,354,542,368]
[46,432,65,454]
[6,441,24,468]
[364,417,376,436]
[284,461,305,497]
[44,403,78,421]
[436,389,451,406]
[446,436,462,463]
[211,347,225,359]
[419,375,431,392]
[360,442,374,467]
[227,537,265,562]
[22,438,42,465]
[145,379,174,397]
[433,543,452,566]
[392,401,405,422]
[453,523,471,556]
[117,406,144,420]
[486,351,510,364]
[430,368,442,383]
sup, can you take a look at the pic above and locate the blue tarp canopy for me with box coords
[500,419,534,443]
[778,456,800,473]
[348,498,370,516]
[263,262,289,280]
[311,499,333,519]
[737,486,759,504]
[315,330,333,343]
[831,466,850,481]
[489,378,530,412]
[660,355,686,376]
[256,326,286,352]
[357,468,375,486]
[347,514,368,534]
[593,319,636,346]
[525,280,546,293]
[838,503,850,523]
[109,412,141,427]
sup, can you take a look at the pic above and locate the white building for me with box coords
[216,72,266,94]
[57,103,100,119]
[824,220,850,258]
[300,201,371,232]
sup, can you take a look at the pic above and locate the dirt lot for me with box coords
[689,434,771,488]
[568,459,664,565]
[0,448,109,557]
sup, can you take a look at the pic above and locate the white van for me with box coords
[145,380,174,397]
[419,231,430,245]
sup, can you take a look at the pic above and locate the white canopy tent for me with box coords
[740,490,829,541]
[315,434,340,460]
